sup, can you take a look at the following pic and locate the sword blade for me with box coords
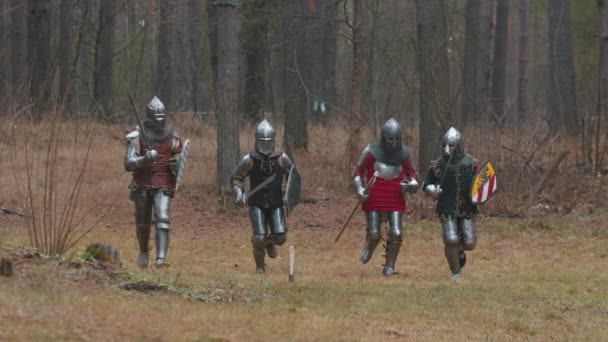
[246,174,277,200]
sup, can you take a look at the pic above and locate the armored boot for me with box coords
[360,240,380,264]
[136,223,151,269]
[155,228,170,268]
[383,239,401,277]
[444,245,461,277]
[253,248,266,274]
[251,234,267,274]
[459,249,467,268]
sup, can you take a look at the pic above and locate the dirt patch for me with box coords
[121,280,168,292]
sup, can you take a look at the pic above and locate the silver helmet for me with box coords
[442,127,463,156]
[254,119,276,155]
[380,118,402,149]
[146,96,166,122]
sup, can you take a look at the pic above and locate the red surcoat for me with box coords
[132,135,181,192]
[354,152,416,212]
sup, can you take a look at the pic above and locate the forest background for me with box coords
[0,0,607,340]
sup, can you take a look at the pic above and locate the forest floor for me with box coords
[0,121,607,340]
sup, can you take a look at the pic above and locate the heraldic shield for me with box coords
[175,139,190,191]
[470,160,497,204]
[283,166,301,216]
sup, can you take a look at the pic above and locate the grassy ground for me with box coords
[0,121,607,340]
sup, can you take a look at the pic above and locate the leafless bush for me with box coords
[8,116,114,256]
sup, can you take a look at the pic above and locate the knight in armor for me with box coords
[352,118,419,277]
[231,119,298,274]
[124,96,183,268]
[423,127,478,279]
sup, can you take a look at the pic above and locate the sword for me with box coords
[127,91,151,149]
[246,174,277,201]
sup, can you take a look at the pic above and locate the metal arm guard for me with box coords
[124,132,153,171]
[231,154,254,200]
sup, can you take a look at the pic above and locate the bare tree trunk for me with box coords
[283,0,308,150]
[243,3,269,122]
[491,0,508,124]
[0,1,8,109]
[517,0,528,126]
[601,0,608,117]
[27,0,52,118]
[598,0,608,171]
[10,0,27,101]
[207,1,219,93]
[547,0,578,135]
[416,0,451,174]
[478,0,493,118]
[94,0,115,116]
[58,0,75,111]
[348,0,364,166]
[462,0,481,125]
[188,0,204,114]
[214,0,241,208]
[173,1,187,111]
[320,0,337,118]
[76,0,93,112]
[157,0,174,107]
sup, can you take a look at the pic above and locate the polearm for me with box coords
[127,92,151,149]
[334,171,379,243]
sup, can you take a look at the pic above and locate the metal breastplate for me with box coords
[374,161,402,181]
[436,155,477,217]
[249,156,284,208]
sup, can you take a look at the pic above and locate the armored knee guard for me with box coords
[267,233,286,259]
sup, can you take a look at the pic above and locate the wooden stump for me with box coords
[0,257,13,277]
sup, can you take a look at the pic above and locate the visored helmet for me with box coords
[380,118,402,149]
[146,96,166,122]
[254,119,276,155]
[441,127,464,157]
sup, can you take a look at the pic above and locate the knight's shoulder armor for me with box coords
[126,128,139,140]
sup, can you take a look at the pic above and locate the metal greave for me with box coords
[442,218,461,275]
[360,211,381,263]
[384,212,403,276]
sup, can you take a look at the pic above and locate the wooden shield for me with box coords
[175,139,190,192]
[470,160,497,204]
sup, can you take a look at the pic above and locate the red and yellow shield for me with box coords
[470,161,497,204]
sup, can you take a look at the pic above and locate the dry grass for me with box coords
[0,120,607,340]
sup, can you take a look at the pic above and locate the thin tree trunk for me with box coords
[243,4,268,122]
[94,0,115,116]
[478,0,493,118]
[283,0,308,150]
[76,0,93,112]
[320,0,337,119]
[214,1,241,207]
[491,0,508,124]
[0,1,8,109]
[188,0,204,114]
[517,0,528,126]
[348,0,364,167]
[462,0,481,125]
[27,0,53,118]
[598,0,608,171]
[58,0,75,111]
[10,0,27,101]
[547,0,578,135]
[416,0,451,174]
[157,0,174,107]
